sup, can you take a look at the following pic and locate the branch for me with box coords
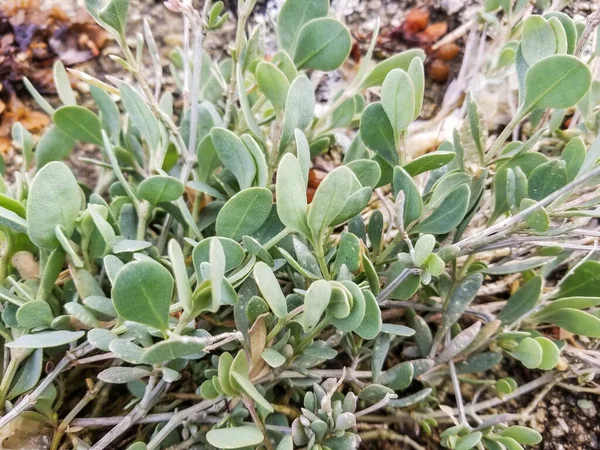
[146,398,225,450]
[457,164,600,251]
[0,342,93,429]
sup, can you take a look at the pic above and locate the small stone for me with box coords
[578,399,597,418]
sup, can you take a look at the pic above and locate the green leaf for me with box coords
[0,207,26,235]
[8,349,42,400]
[359,103,398,166]
[231,372,274,412]
[301,279,331,331]
[64,302,100,328]
[92,0,129,38]
[414,234,436,266]
[520,16,556,66]
[53,60,76,106]
[520,198,550,232]
[389,387,432,408]
[403,152,456,176]
[276,154,310,237]
[499,426,542,445]
[484,256,554,275]
[206,426,264,449]
[456,432,482,450]
[216,188,273,241]
[112,240,151,253]
[97,366,151,384]
[307,166,354,241]
[276,0,328,54]
[91,85,121,140]
[407,57,424,120]
[88,328,117,351]
[346,159,381,189]
[262,348,286,368]
[142,338,206,364]
[535,336,560,370]
[360,49,425,89]
[280,76,315,152]
[109,339,144,364]
[442,272,483,333]
[535,296,600,316]
[112,260,173,331]
[293,18,351,71]
[333,232,361,273]
[556,261,600,298]
[527,160,568,201]
[54,106,103,145]
[354,290,381,340]
[561,137,586,181]
[27,162,82,249]
[256,62,290,114]
[522,55,591,113]
[544,11,577,54]
[211,128,256,190]
[209,238,226,312]
[23,77,55,116]
[412,184,470,235]
[498,276,542,325]
[392,166,422,224]
[137,175,184,205]
[168,239,192,315]
[6,330,85,348]
[455,352,503,374]
[36,126,75,169]
[328,281,366,332]
[254,262,287,319]
[381,69,414,136]
[193,237,244,273]
[540,308,600,337]
[510,337,543,368]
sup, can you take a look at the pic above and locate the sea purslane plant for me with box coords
[1,0,600,449]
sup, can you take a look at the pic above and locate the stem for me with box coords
[459,163,600,251]
[243,395,274,450]
[484,112,523,163]
[50,379,107,450]
[263,227,292,251]
[0,232,13,283]
[136,200,150,241]
[146,398,224,450]
[314,241,331,280]
[376,268,421,303]
[355,393,396,417]
[0,342,94,429]
[89,378,168,450]
[223,0,258,127]
[447,333,467,426]
[0,354,23,411]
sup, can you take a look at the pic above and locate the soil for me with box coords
[3,0,599,449]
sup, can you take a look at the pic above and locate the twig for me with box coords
[575,7,600,56]
[0,342,93,429]
[447,332,467,426]
[431,19,476,51]
[355,393,396,417]
[377,268,421,303]
[379,300,495,323]
[457,164,600,251]
[360,429,427,450]
[146,398,225,450]
[243,395,274,450]
[89,379,168,450]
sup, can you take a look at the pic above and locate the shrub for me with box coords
[1,0,599,449]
